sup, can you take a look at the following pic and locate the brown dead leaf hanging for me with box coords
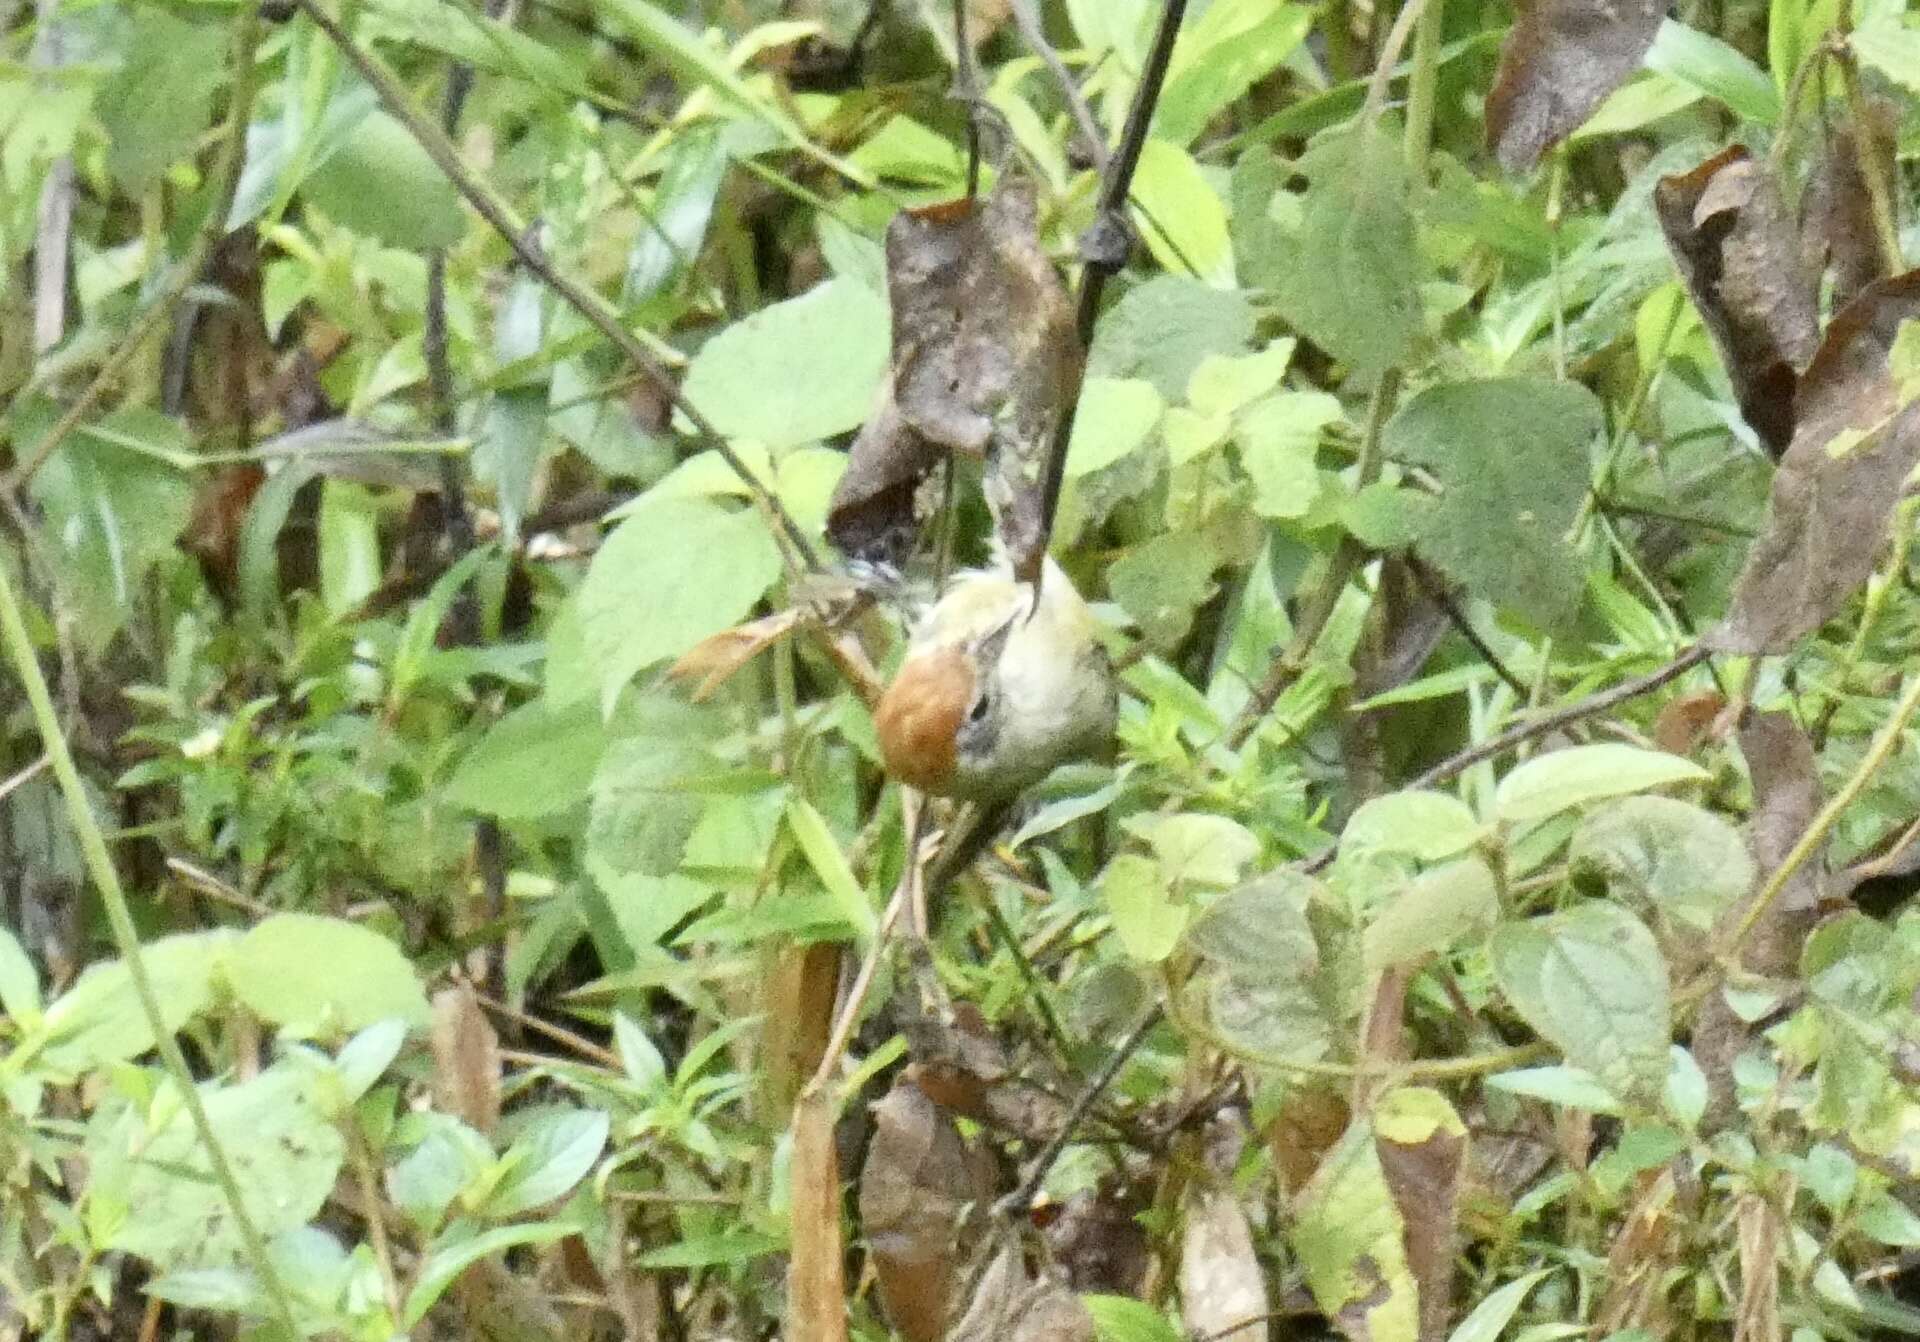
[1484,0,1665,173]
[1710,269,1920,653]
[1799,103,1899,313]
[826,178,1083,574]
[1654,147,1820,457]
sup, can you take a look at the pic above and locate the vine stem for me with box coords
[4,5,263,493]
[0,504,300,1334]
[296,0,822,574]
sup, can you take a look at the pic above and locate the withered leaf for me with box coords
[1484,0,1666,172]
[1710,269,1920,653]
[946,1233,1095,1342]
[666,609,803,702]
[430,983,501,1135]
[1374,1088,1467,1342]
[826,179,1082,573]
[1179,1185,1268,1340]
[1800,103,1899,312]
[858,1077,998,1342]
[1654,147,1820,457]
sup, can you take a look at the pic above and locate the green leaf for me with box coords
[1569,796,1754,930]
[1237,392,1342,518]
[1292,1117,1419,1342]
[1184,872,1322,978]
[785,799,877,942]
[681,278,890,450]
[300,110,466,251]
[1364,858,1499,974]
[1157,2,1313,145]
[95,10,228,193]
[1495,745,1709,825]
[1130,140,1235,288]
[1188,340,1295,417]
[1104,853,1186,963]
[1343,791,1484,862]
[1851,17,1920,95]
[1109,531,1219,648]
[1084,1294,1184,1342]
[404,1221,578,1326]
[0,926,40,1024]
[446,696,609,819]
[636,1230,782,1269]
[1857,1193,1920,1248]
[577,498,782,712]
[39,932,232,1075]
[87,1064,347,1271]
[596,0,813,148]
[1383,377,1603,634]
[1065,378,1165,478]
[1265,124,1423,379]
[1130,813,1260,888]
[318,480,382,617]
[1087,277,1256,399]
[586,706,714,878]
[229,914,430,1032]
[480,1108,609,1218]
[1490,903,1672,1103]
[1485,1064,1626,1114]
[1644,20,1780,123]
[1444,1269,1554,1342]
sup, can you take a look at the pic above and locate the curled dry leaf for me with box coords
[1374,1088,1468,1342]
[1180,1184,1268,1340]
[666,609,803,702]
[788,1089,850,1342]
[1484,0,1665,172]
[1800,104,1899,312]
[826,179,1082,573]
[1595,1169,1684,1336]
[858,1077,998,1342]
[1654,147,1820,457]
[1710,269,1920,653]
[430,983,501,1135]
[946,1231,1094,1342]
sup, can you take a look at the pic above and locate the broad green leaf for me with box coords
[1851,18,1920,95]
[1085,1295,1184,1342]
[1184,872,1321,978]
[318,480,381,617]
[1569,796,1754,929]
[681,278,890,449]
[1129,813,1260,888]
[627,125,731,302]
[0,927,39,1024]
[1130,140,1235,288]
[1065,378,1164,478]
[785,799,876,942]
[1570,74,1702,141]
[1087,277,1257,399]
[404,1221,578,1326]
[230,914,429,1032]
[1158,3,1313,145]
[586,702,716,878]
[1264,124,1422,379]
[1857,1193,1920,1247]
[1491,903,1671,1103]
[95,10,227,193]
[1188,340,1295,418]
[635,1230,782,1268]
[87,1065,346,1271]
[1104,854,1186,963]
[1343,791,1484,862]
[479,1108,609,1218]
[1109,531,1219,648]
[1383,377,1603,634]
[1485,1064,1626,1114]
[596,0,810,144]
[1495,745,1709,825]
[301,111,466,250]
[577,497,782,712]
[1644,20,1780,123]
[446,696,608,819]
[365,0,591,97]
[389,1118,493,1230]
[39,932,233,1075]
[1237,391,1342,518]
[1364,858,1498,974]
[1292,1117,1419,1342]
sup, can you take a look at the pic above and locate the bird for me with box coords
[874,556,1117,802]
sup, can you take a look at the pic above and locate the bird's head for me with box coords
[874,558,1116,799]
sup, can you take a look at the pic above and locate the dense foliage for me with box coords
[3,0,1920,1339]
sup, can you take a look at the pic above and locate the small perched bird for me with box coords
[875,557,1117,801]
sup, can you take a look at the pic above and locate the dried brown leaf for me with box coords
[947,1232,1095,1342]
[666,609,803,702]
[788,1089,850,1342]
[1710,269,1920,652]
[1800,104,1899,312]
[826,179,1082,572]
[1733,1193,1783,1342]
[1375,1090,1467,1342]
[1266,1086,1350,1197]
[1484,0,1665,172]
[1594,1169,1680,1336]
[858,1077,997,1342]
[1654,147,1819,456]
[760,941,840,1115]
[1179,1185,1268,1341]
[430,983,501,1135]
[1652,689,1730,756]
[1043,1183,1152,1296]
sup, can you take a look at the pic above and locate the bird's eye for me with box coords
[966,694,991,724]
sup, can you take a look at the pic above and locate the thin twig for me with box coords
[0,754,49,806]
[1405,558,1531,701]
[1028,0,1189,584]
[296,0,822,573]
[1008,0,1109,174]
[1001,1004,1161,1214]
[1362,0,1431,129]
[1406,645,1710,791]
